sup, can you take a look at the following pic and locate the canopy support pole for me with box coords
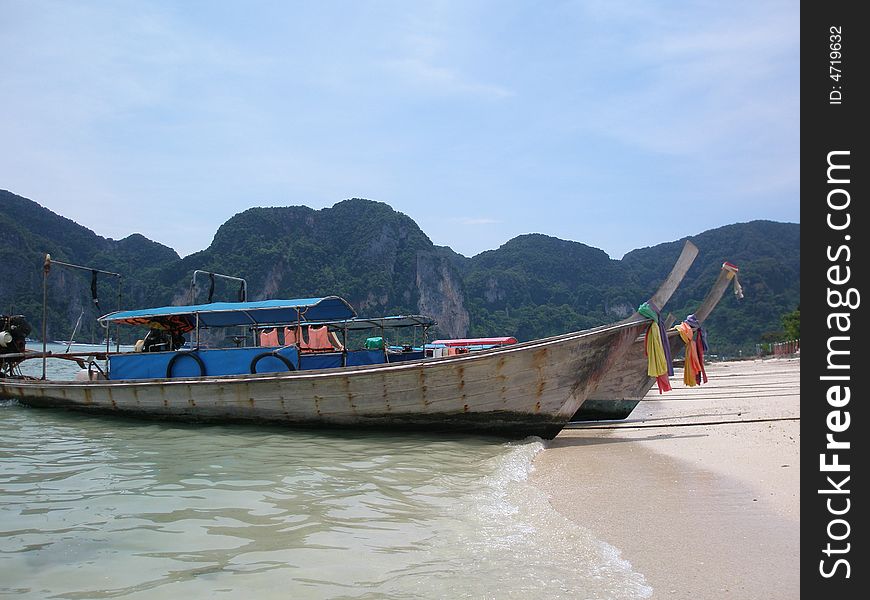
[42,256,49,380]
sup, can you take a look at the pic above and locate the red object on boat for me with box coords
[431,337,518,347]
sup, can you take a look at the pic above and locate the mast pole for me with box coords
[42,254,50,380]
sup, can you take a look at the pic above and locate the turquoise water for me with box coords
[1,347,651,599]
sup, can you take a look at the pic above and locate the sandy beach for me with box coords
[532,357,800,599]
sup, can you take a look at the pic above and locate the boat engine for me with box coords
[0,314,31,356]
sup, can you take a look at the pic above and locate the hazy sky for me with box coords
[1,0,799,259]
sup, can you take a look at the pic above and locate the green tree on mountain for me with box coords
[782,305,800,340]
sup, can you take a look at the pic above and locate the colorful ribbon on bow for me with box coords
[676,316,708,387]
[723,261,744,300]
[638,301,672,393]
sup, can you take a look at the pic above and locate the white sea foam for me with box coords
[389,436,652,599]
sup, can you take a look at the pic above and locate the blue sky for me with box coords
[1,0,799,259]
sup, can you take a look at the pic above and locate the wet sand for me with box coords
[532,357,800,599]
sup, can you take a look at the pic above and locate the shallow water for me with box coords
[2,347,651,599]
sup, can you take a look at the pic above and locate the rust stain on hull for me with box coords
[495,356,508,403]
[380,373,392,413]
[457,365,467,404]
[533,347,549,400]
[418,369,429,408]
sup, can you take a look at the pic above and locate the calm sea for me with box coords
[1,346,650,599]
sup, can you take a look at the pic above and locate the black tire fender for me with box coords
[250,351,296,374]
[166,351,206,378]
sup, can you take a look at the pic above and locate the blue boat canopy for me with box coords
[99,296,357,332]
[281,314,437,332]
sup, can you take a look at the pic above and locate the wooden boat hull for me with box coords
[571,329,683,420]
[1,319,648,439]
[572,262,738,421]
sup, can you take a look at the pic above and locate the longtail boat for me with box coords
[571,259,740,421]
[0,243,698,439]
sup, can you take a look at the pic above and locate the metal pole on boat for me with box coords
[42,254,50,380]
[116,275,122,353]
[190,270,248,303]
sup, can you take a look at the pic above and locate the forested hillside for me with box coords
[1,190,179,342]
[1,189,799,355]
